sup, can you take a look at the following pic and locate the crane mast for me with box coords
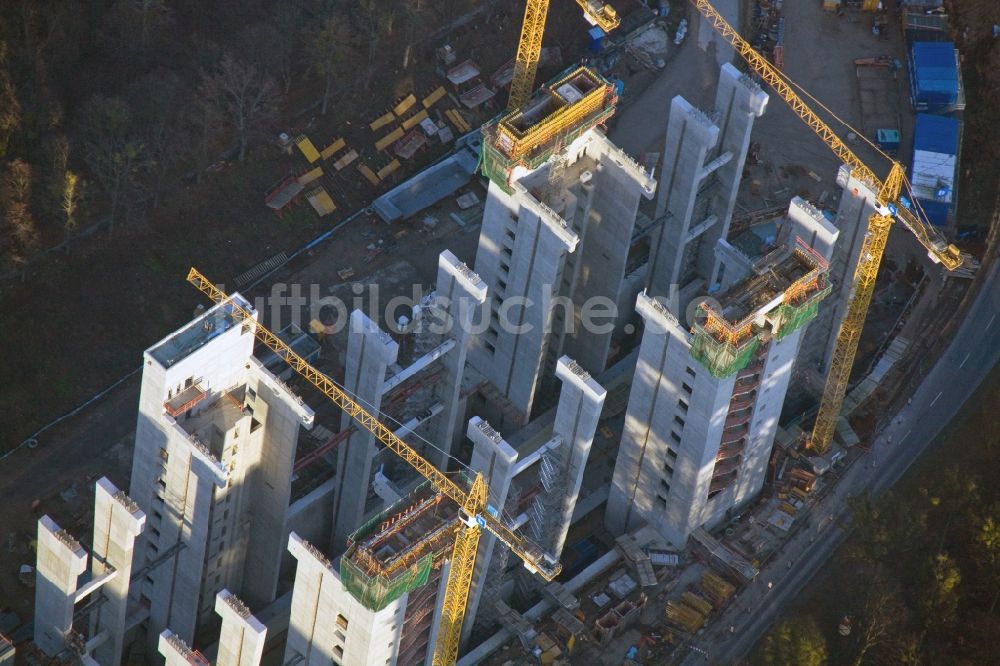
[185,269,559,666]
[509,0,620,110]
[688,0,976,453]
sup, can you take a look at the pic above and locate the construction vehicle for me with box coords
[689,0,977,454]
[508,1,620,110]
[185,269,560,666]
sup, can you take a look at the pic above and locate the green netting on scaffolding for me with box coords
[774,284,832,339]
[690,329,761,378]
[340,551,434,612]
[479,112,612,193]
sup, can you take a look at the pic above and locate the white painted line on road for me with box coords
[960,352,971,368]
[988,314,996,330]
[899,429,911,444]
[930,391,943,407]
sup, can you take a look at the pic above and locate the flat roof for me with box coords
[148,295,252,368]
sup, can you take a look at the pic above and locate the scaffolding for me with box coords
[690,237,830,377]
[481,67,616,193]
[690,324,761,379]
[340,482,461,612]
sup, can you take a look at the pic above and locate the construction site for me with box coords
[1,0,995,665]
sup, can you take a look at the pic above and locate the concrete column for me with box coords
[215,590,267,666]
[159,452,227,646]
[470,179,579,421]
[606,292,733,547]
[647,97,720,300]
[560,135,656,374]
[332,310,399,553]
[286,533,405,666]
[425,251,488,469]
[460,417,518,647]
[158,630,207,666]
[89,478,146,666]
[799,166,877,377]
[546,357,607,558]
[703,64,768,283]
[285,533,336,666]
[34,516,87,656]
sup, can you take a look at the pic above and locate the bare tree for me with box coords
[1,158,39,270]
[851,577,907,666]
[60,171,80,235]
[359,0,397,91]
[306,15,358,115]
[79,95,149,231]
[199,53,280,162]
[0,42,21,159]
[127,69,186,207]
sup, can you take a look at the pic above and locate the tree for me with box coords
[60,171,80,235]
[198,53,280,162]
[306,15,358,115]
[79,95,149,231]
[851,578,906,666]
[1,158,39,270]
[358,0,397,92]
[756,616,827,666]
[0,42,21,159]
[127,69,187,207]
[239,19,296,95]
[101,0,174,60]
[975,511,1000,613]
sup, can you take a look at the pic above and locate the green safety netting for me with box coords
[479,103,615,194]
[774,283,832,339]
[690,327,761,379]
[339,481,437,611]
[340,551,433,612]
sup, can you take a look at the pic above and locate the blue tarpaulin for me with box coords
[911,113,960,226]
[908,42,960,111]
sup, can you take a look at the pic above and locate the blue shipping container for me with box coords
[911,114,960,226]
[588,27,606,54]
[908,41,959,111]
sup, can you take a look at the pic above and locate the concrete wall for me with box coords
[647,65,767,303]
[461,418,518,648]
[89,478,145,666]
[703,64,768,284]
[130,296,314,644]
[215,590,267,666]
[798,166,878,377]
[470,178,578,420]
[242,360,312,606]
[285,533,406,666]
[332,310,399,554]
[558,133,655,375]
[34,516,87,656]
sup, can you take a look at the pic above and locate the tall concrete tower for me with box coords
[607,203,837,547]
[129,296,314,645]
[472,75,654,422]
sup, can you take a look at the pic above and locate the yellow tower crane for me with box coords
[508,0,620,110]
[688,0,977,453]
[185,269,560,666]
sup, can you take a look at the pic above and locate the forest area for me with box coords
[0,0,482,274]
[752,363,1000,666]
